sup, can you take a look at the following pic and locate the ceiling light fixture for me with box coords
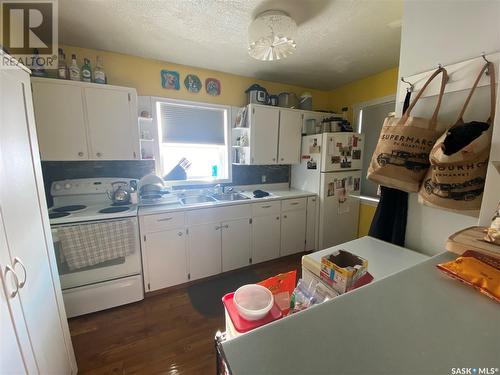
[248,10,297,61]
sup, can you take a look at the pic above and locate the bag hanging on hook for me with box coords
[419,62,496,212]
[367,67,449,192]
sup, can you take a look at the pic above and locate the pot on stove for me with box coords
[107,181,131,205]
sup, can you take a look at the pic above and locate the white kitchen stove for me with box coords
[49,178,143,318]
[49,178,138,224]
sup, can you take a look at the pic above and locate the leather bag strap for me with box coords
[400,67,448,129]
[456,62,496,124]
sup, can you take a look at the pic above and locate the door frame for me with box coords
[352,95,396,133]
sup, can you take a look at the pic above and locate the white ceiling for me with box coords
[59,0,402,90]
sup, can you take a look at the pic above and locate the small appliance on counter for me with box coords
[245,84,269,105]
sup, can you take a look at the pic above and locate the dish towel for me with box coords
[58,219,136,271]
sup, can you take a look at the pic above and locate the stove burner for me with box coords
[49,212,70,219]
[99,206,130,214]
[53,205,87,213]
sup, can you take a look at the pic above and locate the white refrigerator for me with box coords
[291,133,364,251]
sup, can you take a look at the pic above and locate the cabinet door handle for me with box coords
[215,225,221,230]
[78,151,84,157]
[4,265,19,298]
[261,205,271,208]
[96,152,102,157]
[283,215,287,219]
[290,202,299,205]
[272,158,276,161]
[157,217,172,222]
[223,224,229,229]
[280,158,284,161]
[276,216,280,220]
[12,257,26,288]
[177,232,183,236]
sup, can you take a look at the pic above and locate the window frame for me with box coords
[152,97,232,186]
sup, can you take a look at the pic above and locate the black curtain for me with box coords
[368,92,411,246]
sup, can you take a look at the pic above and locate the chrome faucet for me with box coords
[223,186,234,194]
[214,184,223,195]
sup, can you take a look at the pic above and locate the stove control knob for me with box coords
[54,183,62,191]
[64,183,72,190]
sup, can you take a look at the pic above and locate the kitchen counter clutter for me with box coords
[220,251,500,375]
[138,187,317,292]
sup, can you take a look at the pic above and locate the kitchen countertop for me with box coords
[302,237,429,279]
[138,188,316,216]
[221,252,500,375]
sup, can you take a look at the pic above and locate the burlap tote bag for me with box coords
[419,62,495,212]
[367,67,448,192]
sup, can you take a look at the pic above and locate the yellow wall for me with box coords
[328,67,399,124]
[328,67,399,237]
[60,45,330,109]
[357,203,378,237]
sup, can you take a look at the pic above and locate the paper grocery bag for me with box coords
[367,67,448,192]
[419,62,495,212]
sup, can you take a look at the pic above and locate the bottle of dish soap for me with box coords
[81,58,92,82]
[94,56,106,84]
[69,54,80,81]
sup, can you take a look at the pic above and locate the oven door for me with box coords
[51,217,141,290]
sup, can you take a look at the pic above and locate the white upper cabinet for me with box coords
[241,104,311,165]
[31,78,139,161]
[84,87,139,160]
[278,109,302,164]
[31,81,89,160]
[249,105,280,164]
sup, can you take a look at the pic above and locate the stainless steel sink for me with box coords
[179,195,217,205]
[212,193,250,201]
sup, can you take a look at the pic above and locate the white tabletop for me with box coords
[302,236,429,280]
[222,252,500,375]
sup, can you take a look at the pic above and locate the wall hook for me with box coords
[481,53,490,75]
[400,76,414,92]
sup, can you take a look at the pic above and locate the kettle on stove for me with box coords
[107,181,131,205]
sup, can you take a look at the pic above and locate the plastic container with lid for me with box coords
[233,284,274,320]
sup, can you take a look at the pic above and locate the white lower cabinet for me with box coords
[140,195,315,291]
[280,200,307,256]
[143,228,187,291]
[222,218,252,272]
[252,214,281,264]
[305,196,318,251]
[188,222,222,280]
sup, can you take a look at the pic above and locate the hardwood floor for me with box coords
[68,253,305,374]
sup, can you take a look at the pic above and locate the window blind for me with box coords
[158,102,226,145]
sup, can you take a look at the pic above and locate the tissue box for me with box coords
[320,249,368,294]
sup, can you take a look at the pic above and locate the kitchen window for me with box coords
[155,98,231,184]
